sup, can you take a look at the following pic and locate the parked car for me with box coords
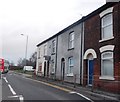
[23,66,34,72]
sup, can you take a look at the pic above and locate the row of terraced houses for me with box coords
[36,2,120,93]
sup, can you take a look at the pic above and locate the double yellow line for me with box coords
[28,77,72,93]
[40,81,72,92]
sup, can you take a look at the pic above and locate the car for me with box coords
[23,66,34,72]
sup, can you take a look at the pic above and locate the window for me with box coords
[52,40,56,53]
[51,59,55,74]
[68,57,74,75]
[44,45,47,56]
[69,32,74,49]
[101,52,113,77]
[101,13,113,40]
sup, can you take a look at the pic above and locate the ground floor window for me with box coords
[51,59,55,74]
[101,52,113,77]
[67,57,74,75]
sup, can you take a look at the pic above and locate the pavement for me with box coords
[15,72,120,101]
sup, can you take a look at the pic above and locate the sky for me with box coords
[0,0,106,65]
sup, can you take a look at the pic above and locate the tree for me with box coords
[29,51,37,69]
[17,58,23,66]
[17,51,37,69]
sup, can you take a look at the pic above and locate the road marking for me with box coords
[8,95,24,102]
[3,77,8,83]
[8,95,19,98]
[8,84,16,95]
[40,81,71,92]
[23,77,71,93]
[69,91,93,102]
[76,92,94,102]
[17,75,93,101]
[19,95,24,102]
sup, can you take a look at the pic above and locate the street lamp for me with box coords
[21,34,28,66]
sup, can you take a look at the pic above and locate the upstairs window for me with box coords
[52,40,56,54]
[101,13,113,40]
[69,32,74,49]
[44,45,47,56]
[38,48,40,59]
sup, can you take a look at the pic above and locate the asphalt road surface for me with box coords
[2,71,93,101]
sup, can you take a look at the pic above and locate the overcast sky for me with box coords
[0,0,106,64]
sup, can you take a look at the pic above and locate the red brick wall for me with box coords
[83,3,120,93]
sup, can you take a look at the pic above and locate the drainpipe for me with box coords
[82,22,85,85]
[55,36,58,80]
[80,22,84,85]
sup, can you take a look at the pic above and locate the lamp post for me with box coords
[21,34,28,66]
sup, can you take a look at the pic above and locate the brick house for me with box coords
[83,2,120,93]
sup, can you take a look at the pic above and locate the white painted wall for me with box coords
[36,43,47,76]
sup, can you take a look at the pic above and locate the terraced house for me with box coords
[36,36,58,79]
[36,2,120,93]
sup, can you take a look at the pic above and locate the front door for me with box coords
[44,61,46,77]
[47,61,49,77]
[88,60,94,86]
[61,58,65,81]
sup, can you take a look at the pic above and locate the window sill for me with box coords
[67,73,74,77]
[99,76,115,80]
[68,48,74,51]
[99,37,114,43]
[51,53,55,55]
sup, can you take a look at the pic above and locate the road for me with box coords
[2,71,93,101]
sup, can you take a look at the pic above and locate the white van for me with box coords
[23,66,34,72]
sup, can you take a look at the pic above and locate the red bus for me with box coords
[0,58,9,74]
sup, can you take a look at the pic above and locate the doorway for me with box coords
[61,58,65,81]
[47,61,49,77]
[44,61,46,77]
[88,59,94,86]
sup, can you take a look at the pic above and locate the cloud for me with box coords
[0,0,105,64]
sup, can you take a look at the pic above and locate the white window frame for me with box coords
[101,13,113,40]
[69,32,74,49]
[100,51,114,80]
[67,57,74,76]
[99,7,114,42]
